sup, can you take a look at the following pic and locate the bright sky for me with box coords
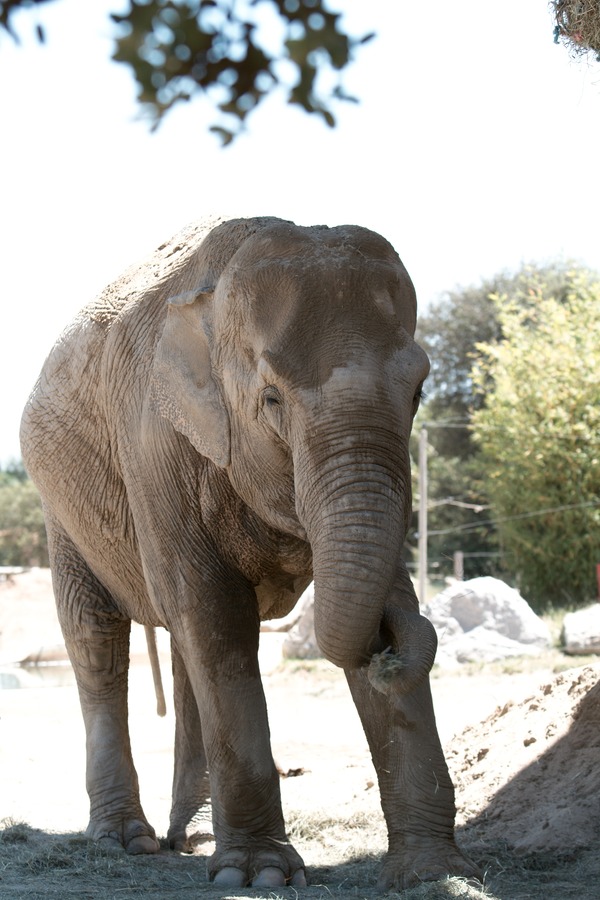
[1,0,599,463]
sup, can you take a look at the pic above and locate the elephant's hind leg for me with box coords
[48,523,159,854]
[168,639,213,852]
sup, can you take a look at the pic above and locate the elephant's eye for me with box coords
[262,386,282,409]
[412,384,426,417]
[260,386,288,441]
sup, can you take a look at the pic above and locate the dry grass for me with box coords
[0,818,485,899]
[2,817,600,900]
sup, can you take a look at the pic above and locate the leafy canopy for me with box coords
[1,0,372,143]
[471,268,600,609]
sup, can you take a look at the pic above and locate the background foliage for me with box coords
[472,267,600,609]
[0,461,49,567]
[411,262,600,609]
[0,0,369,143]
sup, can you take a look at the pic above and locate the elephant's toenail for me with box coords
[213,866,247,887]
[252,865,286,887]
[291,868,308,886]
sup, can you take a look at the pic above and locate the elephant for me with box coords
[20,215,479,890]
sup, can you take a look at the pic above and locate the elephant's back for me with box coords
[21,218,225,451]
[85,216,230,326]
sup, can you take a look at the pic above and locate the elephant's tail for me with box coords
[145,625,167,717]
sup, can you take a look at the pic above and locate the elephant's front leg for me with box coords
[345,668,480,890]
[170,588,306,889]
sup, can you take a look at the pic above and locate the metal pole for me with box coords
[418,426,428,604]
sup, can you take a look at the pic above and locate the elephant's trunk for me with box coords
[294,425,435,680]
[367,605,438,696]
[309,509,400,669]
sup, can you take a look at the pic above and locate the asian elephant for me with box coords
[20,216,478,890]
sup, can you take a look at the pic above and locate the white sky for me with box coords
[1,0,599,463]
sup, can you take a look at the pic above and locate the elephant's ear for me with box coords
[150,288,230,468]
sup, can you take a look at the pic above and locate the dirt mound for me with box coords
[448,664,600,854]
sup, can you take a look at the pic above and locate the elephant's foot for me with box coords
[208,843,306,888]
[377,839,482,891]
[167,815,214,853]
[86,816,159,855]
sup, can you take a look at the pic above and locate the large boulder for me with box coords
[422,576,551,667]
[562,604,600,655]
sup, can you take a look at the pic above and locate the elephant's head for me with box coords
[151,218,431,673]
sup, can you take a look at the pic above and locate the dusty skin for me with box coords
[19,216,458,887]
[1,579,600,899]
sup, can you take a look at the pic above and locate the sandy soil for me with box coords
[1,570,600,900]
[0,570,565,835]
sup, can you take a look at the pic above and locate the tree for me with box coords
[413,268,538,583]
[415,276,502,463]
[471,267,600,610]
[415,263,583,460]
[0,461,49,567]
[1,0,371,143]
[411,262,597,585]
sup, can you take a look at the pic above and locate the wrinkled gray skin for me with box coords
[20,217,479,890]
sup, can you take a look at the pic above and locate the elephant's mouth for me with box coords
[261,486,307,542]
[272,509,307,542]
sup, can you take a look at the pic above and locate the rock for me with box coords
[282,584,322,660]
[271,576,554,665]
[562,604,600,655]
[423,576,551,667]
[435,626,544,668]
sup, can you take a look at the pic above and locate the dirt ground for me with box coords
[1,570,599,899]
